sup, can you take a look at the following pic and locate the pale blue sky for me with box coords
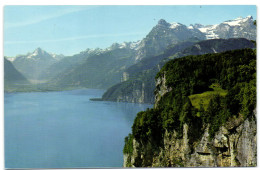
[4,5,256,57]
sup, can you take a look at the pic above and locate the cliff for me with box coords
[123,49,256,167]
[124,114,256,167]
[102,71,156,104]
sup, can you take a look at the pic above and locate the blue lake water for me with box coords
[4,89,152,168]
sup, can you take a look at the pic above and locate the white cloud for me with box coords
[4,6,91,29]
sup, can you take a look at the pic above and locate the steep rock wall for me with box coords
[124,113,256,167]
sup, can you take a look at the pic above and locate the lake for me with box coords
[4,89,152,168]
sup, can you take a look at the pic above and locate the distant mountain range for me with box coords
[48,45,137,89]
[4,16,256,93]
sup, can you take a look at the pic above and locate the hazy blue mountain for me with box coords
[38,48,106,80]
[4,57,30,86]
[48,44,138,89]
[12,48,64,81]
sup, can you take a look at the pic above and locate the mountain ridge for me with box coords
[5,16,256,92]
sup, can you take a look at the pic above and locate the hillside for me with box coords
[48,45,137,89]
[123,48,256,167]
[102,38,255,103]
[4,58,30,90]
[38,48,103,80]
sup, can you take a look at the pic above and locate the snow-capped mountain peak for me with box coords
[106,41,141,51]
[196,16,255,40]
[27,48,46,59]
[187,25,194,29]
[197,24,219,39]
[5,57,16,62]
[222,15,253,26]
[170,22,181,29]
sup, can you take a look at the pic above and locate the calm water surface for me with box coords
[4,89,152,168]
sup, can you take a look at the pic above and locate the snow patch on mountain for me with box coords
[223,16,252,26]
[196,16,254,39]
[170,22,181,29]
[187,25,194,29]
[197,24,219,39]
[129,41,141,50]
[5,57,16,62]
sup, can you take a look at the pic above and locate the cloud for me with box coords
[5,32,146,45]
[5,6,91,29]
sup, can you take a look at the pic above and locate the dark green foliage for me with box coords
[124,48,256,155]
[157,48,256,138]
[123,134,134,154]
[157,48,256,91]
[226,79,256,118]
[132,108,163,145]
[204,95,232,138]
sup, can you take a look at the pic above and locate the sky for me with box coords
[4,5,257,57]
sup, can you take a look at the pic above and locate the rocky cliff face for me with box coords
[148,114,256,167]
[116,82,145,103]
[102,80,155,104]
[124,98,256,167]
[154,73,172,107]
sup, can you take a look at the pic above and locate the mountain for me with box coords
[12,48,64,81]
[193,16,256,40]
[123,48,256,167]
[38,48,106,80]
[48,43,138,89]
[4,57,30,87]
[6,16,256,92]
[102,38,255,104]
[171,38,256,58]
[134,16,256,62]
[134,19,206,61]
[50,16,256,92]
